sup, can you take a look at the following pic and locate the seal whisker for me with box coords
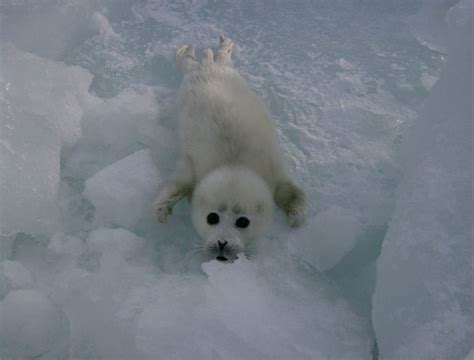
[244,244,259,260]
[190,247,204,255]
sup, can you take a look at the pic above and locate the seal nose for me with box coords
[216,240,229,261]
[217,240,228,251]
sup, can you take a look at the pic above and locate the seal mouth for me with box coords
[216,256,228,261]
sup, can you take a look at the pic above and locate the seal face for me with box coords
[191,166,273,261]
[153,36,306,262]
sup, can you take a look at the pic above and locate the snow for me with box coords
[0,0,470,359]
[372,1,474,359]
[0,260,33,299]
[135,257,371,359]
[289,206,361,271]
[0,289,70,359]
[87,228,147,260]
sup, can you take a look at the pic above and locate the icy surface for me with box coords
[0,0,469,359]
[373,1,473,359]
[83,149,160,228]
[0,45,94,236]
[289,205,361,271]
[135,258,370,360]
[0,260,33,299]
[0,289,70,359]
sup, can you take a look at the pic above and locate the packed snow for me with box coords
[0,0,471,359]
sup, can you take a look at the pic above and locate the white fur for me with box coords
[191,166,273,260]
[154,36,306,261]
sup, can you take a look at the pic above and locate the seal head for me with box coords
[191,166,273,261]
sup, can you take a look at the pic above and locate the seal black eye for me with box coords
[235,216,250,229]
[207,212,220,225]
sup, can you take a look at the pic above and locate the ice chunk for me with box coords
[81,88,159,150]
[0,45,94,236]
[48,233,84,258]
[48,230,151,360]
[58,84,161,181]
[0,260,33,299]
[135,258,371,359]
[0,235,15,261]
[62,85,162,181]
[87,227,147,260]
[373,2,474,359]
[289,206,361,271]
[421,72,439,91]
[0,289,70,359]
[408,0,452,53]
[2,44,94,146]
[91,12,120,41]
[2,1,103,60]
[83,149,160,228]
[0,110,61,236]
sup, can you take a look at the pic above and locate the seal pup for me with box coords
[153,36,306,261]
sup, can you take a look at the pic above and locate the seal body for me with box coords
[153,37,306,261]
[177,65,284,188]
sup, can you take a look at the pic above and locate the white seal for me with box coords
[153,36,306,261]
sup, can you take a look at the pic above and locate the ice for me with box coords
[81,88,159,151]
[0,44,94,236]
[0,289,70,359]
[0,109,61,236]
[408,0,453,53]
[87,228,147,260]
[0,260,33,299]
[134,258,371,360]
[373,1,473,359]
[289,206,361,271]
[2,44,93,147]
[466,349,474,360]
[83,149,161,228]
[0,0,468,359]
[62,86,162,181]
[48,233,84,258]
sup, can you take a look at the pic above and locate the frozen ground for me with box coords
[0,0,472,359]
